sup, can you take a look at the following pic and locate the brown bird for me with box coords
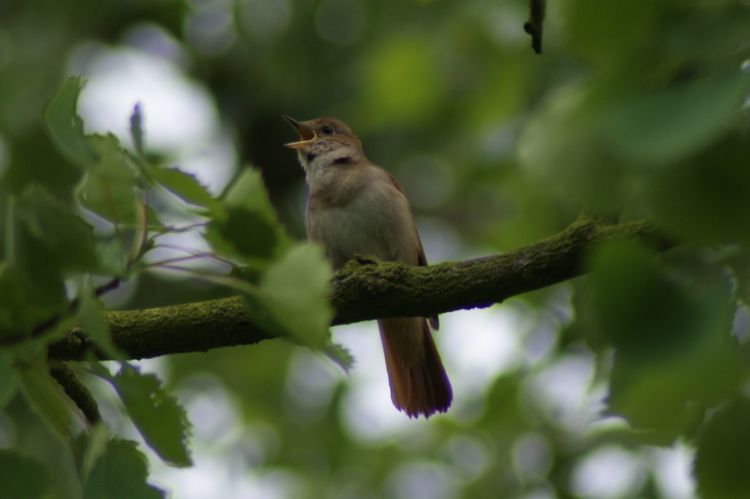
[284,115,452,418]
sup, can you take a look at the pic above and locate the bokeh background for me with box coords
[2,0,749,498]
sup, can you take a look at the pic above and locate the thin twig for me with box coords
[141,253,227,269]
[148,244,234,266]
[524,0,546,54]
[154,221,208,235]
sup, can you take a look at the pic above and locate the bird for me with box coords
[283,115,452,418]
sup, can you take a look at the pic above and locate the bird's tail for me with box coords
[377,317,452,418]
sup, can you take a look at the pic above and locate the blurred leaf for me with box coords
[609,358,707,442]
[666,5,750,64]
[107,365,192,467]
[19,361,84,442]
[76,281,122,359]
[644,134,750,244]
[249,243,333,348]
[0,265,24,338]
[207,210,280,262]
[83,439,164,499]
[695,398,750,499]
[149,166,218,209]
[2,130,83,202]
[5,192,72,320]
[2,189,95,337]
[607,71,750,165]
[43,76,95,168]
[206,168,289,264]
[78,134,140,226]
[74,423,110,483]
[0,449,53,499]
[0,352,18,410]
[563,0,661,67]
[585,242,744,436]
[359,34,443,128]
[585,242,695,357]
[15,187,100,273]
[466,58,530,129]
[0,262,68,343]
[95,237,131,276]
[518,82,624,211]
[223,167,280,220]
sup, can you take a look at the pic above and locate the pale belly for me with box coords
[308,192,410,269]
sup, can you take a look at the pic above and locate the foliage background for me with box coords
[1,0,750,498]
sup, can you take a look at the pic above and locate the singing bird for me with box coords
[284,115,452,418]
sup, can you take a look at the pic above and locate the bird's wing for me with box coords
[385,170,440,330]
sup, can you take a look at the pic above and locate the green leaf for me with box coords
[518,82,624,211]
[0,264,41,338]
[643,134,750,244]
[608,357,705,442]
[78,134,140,226]
[0,352,18,410]
[360,35,443,127]
[44,76,95,168]
[563,0,662,68]
[2,189,98,338]
[206,209,280,262]
[108,365,192,467]
[19,361,84,441]
[83,439,164,499]
[248,243,333,347]
[584,242,744,437]
[695,399,750,499]
[74,423,110,482]
[223,167,280,220]
[76,281,122,359]
[0,261,76,350]
[95,237,131,276]
[206,168,289,264]
[585,242,696,358]
[321,340,355,373]
[149,166,217,209]
[15,187,100,273]
[607,71,750,165]
[4,193,72,329]
[0,449,53,499]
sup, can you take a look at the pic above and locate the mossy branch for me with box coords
[48,217,672,361]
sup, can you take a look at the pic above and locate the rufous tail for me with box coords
[377,317,452,418]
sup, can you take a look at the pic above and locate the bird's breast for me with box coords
[307,180,415,269]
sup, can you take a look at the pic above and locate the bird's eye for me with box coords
[320,125,335,135]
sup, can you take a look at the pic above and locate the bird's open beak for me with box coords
[283,115,316,149]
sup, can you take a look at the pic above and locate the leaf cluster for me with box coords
[0,77,344,497]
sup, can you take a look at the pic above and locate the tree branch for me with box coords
[524,0,546,54]
[48,217,672,361]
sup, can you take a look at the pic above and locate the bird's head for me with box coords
[283,116,365,175]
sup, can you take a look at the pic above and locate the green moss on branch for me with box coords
[48,218,672,361]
